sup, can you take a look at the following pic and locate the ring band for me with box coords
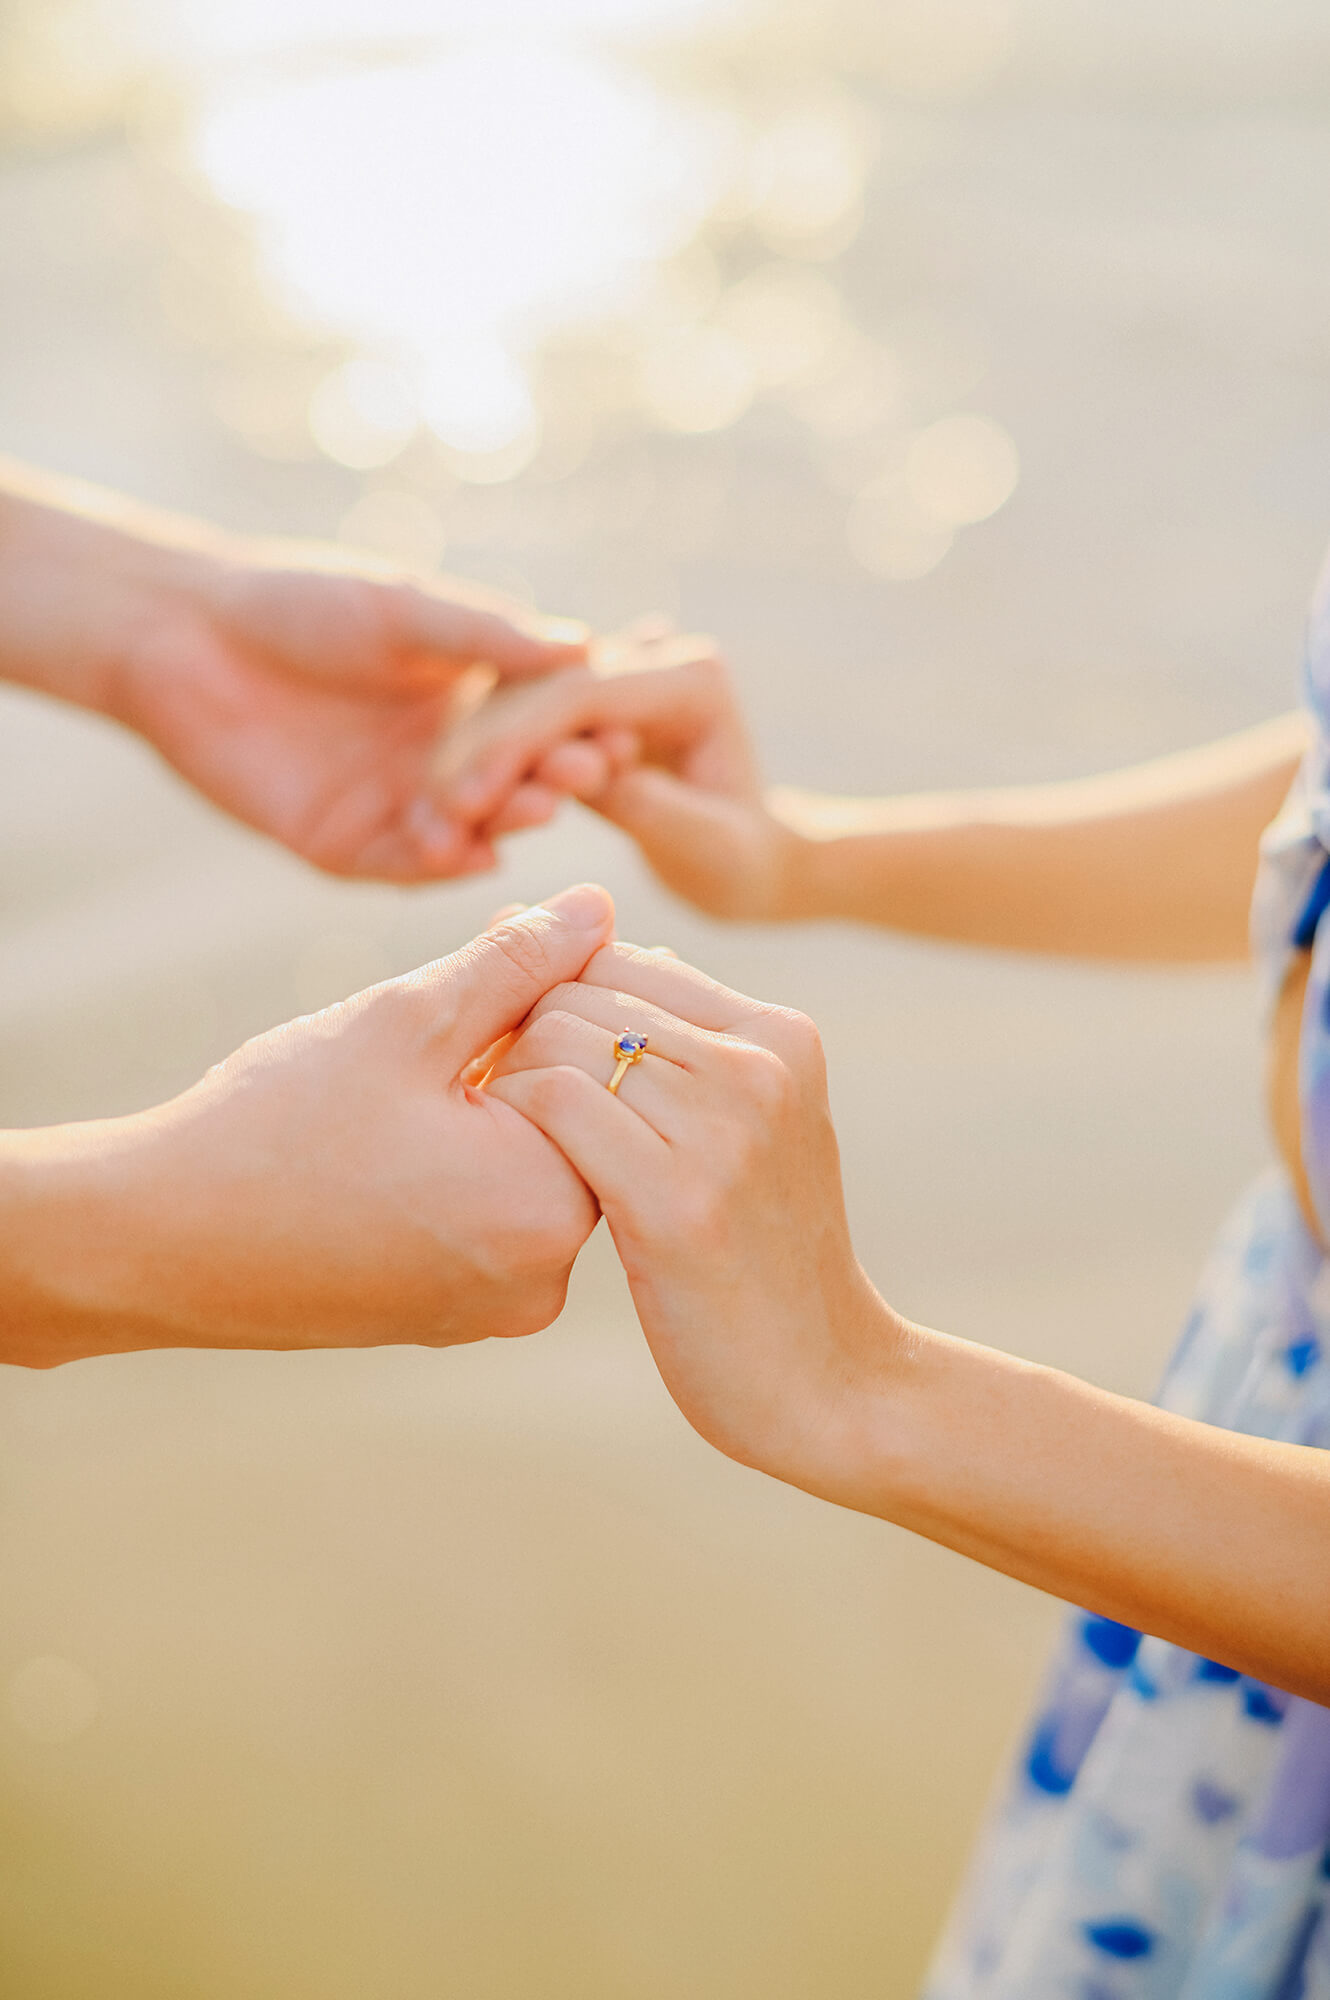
[607,1028,649,1095]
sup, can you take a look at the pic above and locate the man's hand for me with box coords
[0,460,598,881]
[117,549,601,881]
[0,885,616,1364]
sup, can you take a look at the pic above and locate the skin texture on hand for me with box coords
[114,550,597,881]
[437,626,804,918]
[483,940,885,1484]
[0,885,616,1365]
[433,606,1307,958]
[486,939,1330,1703]
[0,460,595,881]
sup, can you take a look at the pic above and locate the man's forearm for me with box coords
[0,457,215,715]
[774,711,1308,961]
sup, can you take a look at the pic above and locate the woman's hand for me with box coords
[437,625,809,920]
[481,942,1330,1705]
[482,941,896,1491]
[0,885,616,1365]
[0,460,599,881]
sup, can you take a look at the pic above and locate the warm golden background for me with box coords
[2,1,1329,1993]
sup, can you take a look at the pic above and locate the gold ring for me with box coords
[607,1029,648,1095]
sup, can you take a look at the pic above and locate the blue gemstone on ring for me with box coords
[614,1031,648,1058]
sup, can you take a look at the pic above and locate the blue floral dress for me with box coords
[923,552,1330,2000]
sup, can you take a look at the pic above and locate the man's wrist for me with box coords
[0,462,222,718]
[0,1120,166,1366]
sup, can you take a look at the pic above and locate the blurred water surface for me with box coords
[2,0,1330,1993]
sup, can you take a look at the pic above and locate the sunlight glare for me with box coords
[421,345,538,457]
[193,41,734,473]
[148,0,746,67]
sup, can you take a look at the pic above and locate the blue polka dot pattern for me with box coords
[1079,1618,1141,1670]
[1025,1719,1077,1796]
[922,1173,1330,2000]
[920,552,1330,1999]
[1285,1333,1321,1375]
[1084,1920,1155,1961]
[1191,1778,1241,1824]
[1243,1683,1288,1726]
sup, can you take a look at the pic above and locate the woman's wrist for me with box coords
[758,793,821,920]
[765,790,894,923]
[728,1273,919,1509]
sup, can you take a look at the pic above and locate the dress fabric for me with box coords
[922,550,1330,2000]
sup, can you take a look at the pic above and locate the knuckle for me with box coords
[730,1040,793,1113]
[759,1005,825,1069]
[396,959,455,1030]
[528,982,582,1023]
[525,1062,589,1116]
[520,1009,583,1064]
[485,917,558,993]
[583,940,635,984]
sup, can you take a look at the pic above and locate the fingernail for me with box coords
[535,882,614,930]
[530,616,590,647]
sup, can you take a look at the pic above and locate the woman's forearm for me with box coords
[823,1310,1330,1702]
[773,711,1309,961]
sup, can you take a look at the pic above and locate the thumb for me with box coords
[439,882,615,1062]
[404,581,589,679]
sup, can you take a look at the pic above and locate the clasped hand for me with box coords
[29,878,886,1509]
[483,918,890,1499]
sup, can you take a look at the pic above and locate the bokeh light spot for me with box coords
[748,103,873,257]
[903,412,1020,526]
[421,345,539,458]
[714,263,844,389]
[308,358,418,470]
[640,325,755,433]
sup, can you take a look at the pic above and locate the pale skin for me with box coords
[485,938,1330,1708]
[440,633,1316,1219]
[0,882,618,1367]
[0,456,639,879]
[437,636,1330,1698]
[0,461,646,1361]
[6,457,1327,1693]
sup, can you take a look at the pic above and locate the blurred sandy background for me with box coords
[3,0,1330,1993]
